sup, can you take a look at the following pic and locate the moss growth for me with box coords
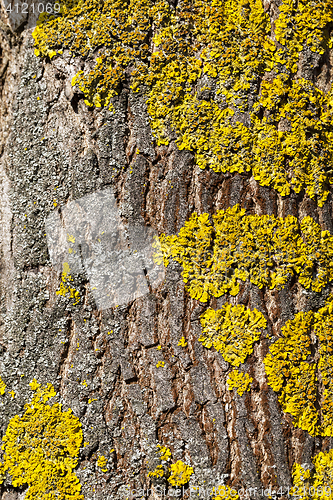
[0,379,83,499]
[199,304,266,366]
[154,205,333,302]
[264,296,333,436]
[227,369,253,396]
[291,449,333,499]
[33,0,333,205]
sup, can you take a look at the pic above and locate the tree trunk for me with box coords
[0,1,332,499]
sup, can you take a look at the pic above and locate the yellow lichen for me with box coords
[212,485,239,500]
[199,304,266,366]
[154,205,333,302]
[177,336,188,347]
[290,449,333,500]
[148,445,192,485]
[148,464,165,479]
[251,77,333,206]
[157,444,171,461]
[56,262,80,305]
[32,0,152,108]
[168,460,194,487]
[0,377,6,396]
[148,444,171,479]
[0,379,83,500]
[227,369,253,396]
[32,0,333,205]
[274,0,333,73]
[67,233,75,243]
[97,455,108,473]
[264,296,333,436]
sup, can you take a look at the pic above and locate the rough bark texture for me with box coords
[0,4,333,499]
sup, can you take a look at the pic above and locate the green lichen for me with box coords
[33,0,333,205]
[0,379,83,499]
[153,204,333,302]
[199,304,266,366]
[264,296,333,436]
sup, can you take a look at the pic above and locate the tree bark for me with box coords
[0,3,333,500]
